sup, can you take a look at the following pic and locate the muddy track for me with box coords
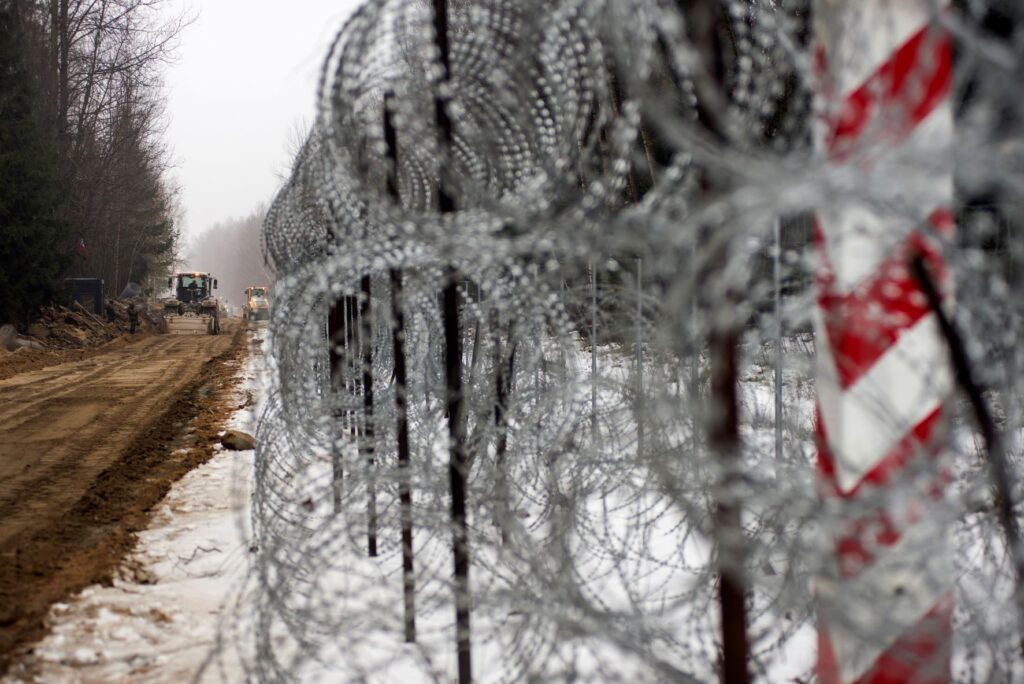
[0,343,121,383]
[0,322,248,674]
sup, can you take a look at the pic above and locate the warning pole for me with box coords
[812,1,954,682]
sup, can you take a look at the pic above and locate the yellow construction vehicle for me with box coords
[243,285,271,322]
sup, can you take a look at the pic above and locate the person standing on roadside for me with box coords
[128,301,139,334]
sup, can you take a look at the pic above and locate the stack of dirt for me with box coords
[18,300,164,350]
[0,302,167,381]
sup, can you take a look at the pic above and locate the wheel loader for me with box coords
[243,286,271,323]
[162,272,222,334]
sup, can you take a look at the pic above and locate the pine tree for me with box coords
[0,0,69,326]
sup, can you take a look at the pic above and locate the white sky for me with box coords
[163,0,362,243]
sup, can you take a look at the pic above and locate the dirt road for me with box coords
[0,323,247,673]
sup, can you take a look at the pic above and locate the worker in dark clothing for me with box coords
[105,300,116,323]
[128,301,139,334]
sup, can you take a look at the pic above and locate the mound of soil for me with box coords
[22,301,164,349]
[0,301,164,381]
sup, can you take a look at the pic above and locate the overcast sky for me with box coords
[164,0,361,245]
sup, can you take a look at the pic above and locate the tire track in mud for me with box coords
[0,336,139,384]
[0,336,180,428]
[0,322,249,675]
[0,338,208,536]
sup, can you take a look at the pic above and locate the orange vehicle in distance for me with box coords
[244,286,270,322]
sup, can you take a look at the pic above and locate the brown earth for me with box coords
[0,338,134,383]
[0,320,248,675]
[0,297,168,382]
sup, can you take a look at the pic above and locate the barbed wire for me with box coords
[240,1,1024,681]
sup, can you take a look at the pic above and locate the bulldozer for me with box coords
[162,272,222,335]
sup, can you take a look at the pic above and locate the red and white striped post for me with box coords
[812,1,955,682]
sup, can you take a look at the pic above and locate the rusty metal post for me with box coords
[383,93,416,643]
[678,1,750,680]
[432,1,471,681]
[360,274,377,557]
[328,299,344,512]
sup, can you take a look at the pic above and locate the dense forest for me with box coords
[0,0,186,325]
